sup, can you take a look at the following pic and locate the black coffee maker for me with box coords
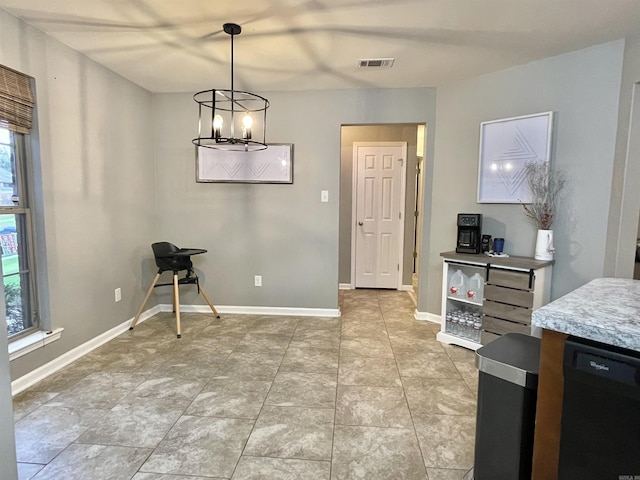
[456,213,482,254]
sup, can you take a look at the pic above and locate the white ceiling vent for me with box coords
[357,58,395,69]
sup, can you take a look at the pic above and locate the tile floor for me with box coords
[12,289,478,480]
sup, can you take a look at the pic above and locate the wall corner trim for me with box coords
[414,310,441,324]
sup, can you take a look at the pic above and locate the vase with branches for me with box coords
[522,161,565,229]
[521,161,565,259]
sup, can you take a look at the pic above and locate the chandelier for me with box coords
[192,23,269,152]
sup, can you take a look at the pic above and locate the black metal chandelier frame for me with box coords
[193,23,270,152]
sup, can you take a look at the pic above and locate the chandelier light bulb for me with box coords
[242,113,253,139]
[213,114,223,138]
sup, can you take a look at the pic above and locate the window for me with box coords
[0,126,38,337]
[0,65,38,339]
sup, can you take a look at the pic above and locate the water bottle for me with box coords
[450,313,459,337]
[466,272,484,302]
[473,315,482,342]
[449,270,467,298]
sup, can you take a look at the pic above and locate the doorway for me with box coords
[352,142,407,289]
[338,124,423,292]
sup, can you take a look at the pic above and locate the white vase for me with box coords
[535,229,555,260]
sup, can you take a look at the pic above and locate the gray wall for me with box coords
[339,124,420,287]
[1,10,157,380]
[152,89,437,310]
[423,40,626,314]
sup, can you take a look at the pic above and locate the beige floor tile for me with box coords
[186,378,271,419]
[140,416,254,477]
[403,377,477,417]
[265,371,337,408]
[340,336,394,358]
[338,356,402,387]
[335,385,412,428]
[332,425,427,480]
[31,444,151,480]
[395,352,461,379]
[244,406,334,461]
[78,398,185,448]
[280,346,339,373]
[413,414,476,470]
[15,405,107,464]
[232,457,331,480]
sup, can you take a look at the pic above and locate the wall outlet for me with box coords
[254,275,262,287]
[114,287,122,302]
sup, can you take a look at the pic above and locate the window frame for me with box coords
[0,127,41,339]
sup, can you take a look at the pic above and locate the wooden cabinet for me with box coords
[437,251,553,350]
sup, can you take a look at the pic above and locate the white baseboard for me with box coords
[11,305,161,396]
[414,310,442,324]
[169,304,341,318]
[11,303,340,395]
[340,284,414,292]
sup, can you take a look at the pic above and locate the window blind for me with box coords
[0,65,34,134]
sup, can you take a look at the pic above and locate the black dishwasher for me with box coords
[558,336,640,480]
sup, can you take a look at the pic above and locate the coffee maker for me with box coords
[456,214,482,254]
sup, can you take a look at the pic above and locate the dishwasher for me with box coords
[558,336,640,479]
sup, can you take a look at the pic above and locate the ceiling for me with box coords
[2,0,640,93]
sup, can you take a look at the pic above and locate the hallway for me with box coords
[13,289,477,479]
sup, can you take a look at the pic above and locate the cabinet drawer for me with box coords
[484,284,534,308]
[482,315,531,336]
[487,268,531,290]
[483,299,532,324]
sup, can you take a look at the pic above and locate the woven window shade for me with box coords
[0,65,34,134]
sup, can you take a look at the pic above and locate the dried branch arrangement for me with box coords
[521,161,565,230]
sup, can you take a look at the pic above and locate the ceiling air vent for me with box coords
[357,58,395,68]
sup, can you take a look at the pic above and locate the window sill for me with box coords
[8,328,64,361]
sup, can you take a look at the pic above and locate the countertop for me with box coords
[440,251,554,270]
[531,277,640,352]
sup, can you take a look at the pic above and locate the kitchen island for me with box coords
[530,277,640,479]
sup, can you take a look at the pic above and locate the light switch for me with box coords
[321,190,329,202]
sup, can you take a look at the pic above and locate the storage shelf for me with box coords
[447,295,482,306]
[436,331,482,351]
[440,251,553,348]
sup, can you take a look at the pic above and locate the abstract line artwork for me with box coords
[197,144,293,183]
[477,112,553,203]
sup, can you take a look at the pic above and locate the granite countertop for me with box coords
[532,277,640,352]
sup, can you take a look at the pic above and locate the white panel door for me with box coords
[354,143,405,288]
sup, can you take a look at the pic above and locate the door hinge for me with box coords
[397,264,400,271]
[414,210,419,217]
[413,251,418,258]
[399,212,402,220]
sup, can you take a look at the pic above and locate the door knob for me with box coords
[358,221,363,226]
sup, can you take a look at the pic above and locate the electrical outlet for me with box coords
[114,287,122,302]
[254,275,262,287]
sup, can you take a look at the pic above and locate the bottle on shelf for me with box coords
[472,313,482,342]
[466,272,484,302]
[448,269,468,298]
